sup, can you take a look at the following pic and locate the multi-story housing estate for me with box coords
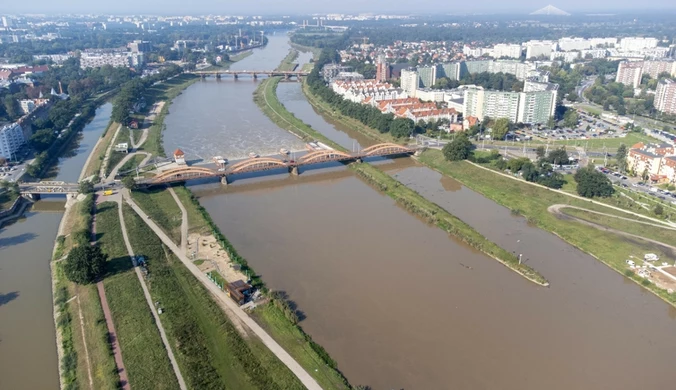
[525,40,555,59]
[642,60,676,78]
[654,79,676,115]
[322,64,352,82]
[620,37,659,51]
[462,81,558,125]
[557,37,617,51]
[615,61,644,88]
[417,66,436,88]
[550,51,580,62]
[0,123,25,160]
[80,52,144,69]
[331,80,408,103]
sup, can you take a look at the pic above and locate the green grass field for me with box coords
[131,188,183,244]
[122,203,305,390]
[96,201,180,390]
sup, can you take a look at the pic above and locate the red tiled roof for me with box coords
[173,148,185,156]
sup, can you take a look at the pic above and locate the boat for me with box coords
[249,152,259,158]
[280,148,290,155]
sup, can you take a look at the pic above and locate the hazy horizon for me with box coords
[2,2,676,16]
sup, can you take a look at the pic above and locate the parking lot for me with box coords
[596,166,676,205]
[510,112,628,143]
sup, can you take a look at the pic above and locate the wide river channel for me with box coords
[0,103,113,389]
[164,35,676,390]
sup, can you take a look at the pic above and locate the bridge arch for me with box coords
[361,143,413,157]
[298,150,352,165]
[150,166,217,184]
[226,157,288,175]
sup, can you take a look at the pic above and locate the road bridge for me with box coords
[19,181,81,197]
[140,143,418,187]
[189,70,308,80]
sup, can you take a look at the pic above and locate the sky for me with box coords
[1,1,676,15]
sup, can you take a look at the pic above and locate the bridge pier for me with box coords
[200,74,206,80]
[26,193,41,201]
[284,73,290,81]
[216,73,221,80]
[234,74,238,80]
[253,73,258,80]
[221,176,229,186]
[355,158,363,163]
[289,166,299,176]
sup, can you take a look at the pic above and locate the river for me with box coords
[163,35,676,389]
[0,103,113,389]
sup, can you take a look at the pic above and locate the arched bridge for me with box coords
[142,143,416,186]
[190,70,308,79]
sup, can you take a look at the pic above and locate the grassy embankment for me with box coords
[277,49,299,72]
[254,76,548,285]
[95,201,180,390]
[105,127,131,177]
[140,74,200,157]
[81,121,120,179]
[117,154,148,175]
[121,201,308,390]
[52,195,118,390]
[418,150,676,305]
[201,50,254,71]
[130,188,183,244]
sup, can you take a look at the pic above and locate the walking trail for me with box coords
[99,124,122,180]
[105,151,152,182]
[122,189,323,390]
[115,194,188,390]
[130,101,164,150]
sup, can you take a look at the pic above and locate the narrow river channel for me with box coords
[0,102,113,389]
[166,35,676,389]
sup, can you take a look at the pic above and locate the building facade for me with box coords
[463,82,557,125]
[0,123,25,160]
[654,79,676,115]
[620,37,659,51]
[400,69,419,97]
[525,40,555,59]
[492,44,522,59]
[417,66,437,88]
[615,61,643,88]
[375,55,391,82]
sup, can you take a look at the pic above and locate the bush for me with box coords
[442,134,473,161]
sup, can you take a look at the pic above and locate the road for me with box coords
[115,193,188,390]
[121,189,323,390]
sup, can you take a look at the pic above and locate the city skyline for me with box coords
[2,1,676,16]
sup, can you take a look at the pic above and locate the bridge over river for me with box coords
[189,70,308,80]
[17,143,418,194]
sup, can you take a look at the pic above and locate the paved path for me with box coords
[167,187,188,254]
[96,282,130,390]
[130,102,163,150]
[105,151,152,182]
[115,196,188,390]
[122,189,323,390]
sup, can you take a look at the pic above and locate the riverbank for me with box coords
[254,73,548,286]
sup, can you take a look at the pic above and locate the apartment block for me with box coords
[463,82,557,125]
[400,69,419,97]
[525,40,555,59]
[620,37,659,51]
[492,44,522,59]
[615,61,643,88]
[0,123,25,160]
[642,60,676,78]
[654,79,676,115]
[417,66,437,88]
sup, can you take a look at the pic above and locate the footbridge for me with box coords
[141,143,417,187]
[18,181,82,199]
[190,70,308,80]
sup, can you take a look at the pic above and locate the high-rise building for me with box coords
[615,61,644,88]
[492,44,523,59]
[0,123,25,160]
[128,40,152,53]
[400,69,419,97]
[417,66,437,88]
[438,62,461,81]
[655,79,676,115]
[375,55,390,82]
[642,60,676,79]
[525,40,555,59]
[519,82,558,124]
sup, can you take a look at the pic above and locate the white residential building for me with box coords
[400,69,419,98]
[525,40,555,59]
[80,52,144,69]
[655,79,676,115]
[581,49,609,59]
[615,61,644,88]
[463,83,557,125]
[492,44,522,59]
[620,37,659,51]
[0,123,25,160]
[550,51,580,62]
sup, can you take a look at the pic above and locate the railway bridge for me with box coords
[140,143,417,187]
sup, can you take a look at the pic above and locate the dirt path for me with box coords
[167,187,188,254]
[548,204,676,253]
[131,102,164,150]
[75,291,94,389]
[99,124,122,180]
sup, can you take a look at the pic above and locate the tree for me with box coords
[616,144,627,173]
[546,148,569,166]
[442,134,473,161]
[535,146,546,159]
[547,116,556,129]
[64,245,107,284]
[29,128,56,152]
[654,204,664,216]
[390,118,414,138]
[122,175,137,190]
[491,118,511,141]
[79,180,94,194]
[563,109,579,128]
[574,166,614,198]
